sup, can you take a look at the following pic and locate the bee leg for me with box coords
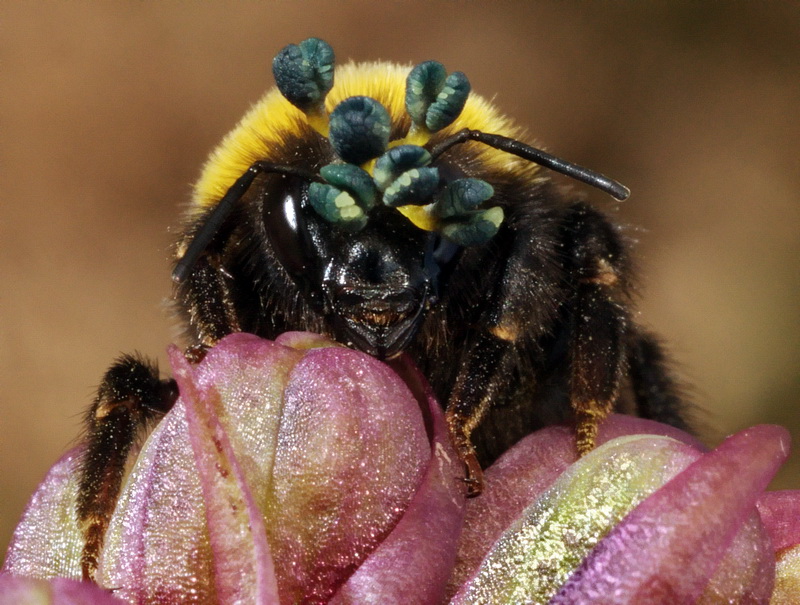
[77,355,178,582]
[564,203,631,454]
[627,330,691,431]
[445,332,515,497]
[569,280,628,454]
[444,206,567,496]
[175,253,241,347]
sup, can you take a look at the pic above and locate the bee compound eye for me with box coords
[262,174,315,280]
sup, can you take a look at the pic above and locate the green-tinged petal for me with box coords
[552,425,788,604]
[773,544,800,604]
[97,335,304,601]
[172,348,280,604]
[448,414,710,601]
[451,434,700,604]
[2,449,85,579]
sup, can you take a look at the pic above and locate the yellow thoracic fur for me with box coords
[191,61,539,220]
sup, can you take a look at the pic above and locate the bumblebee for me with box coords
[77,38,689,580]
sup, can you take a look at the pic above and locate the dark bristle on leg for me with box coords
[627,331,692,432]
[77,354,178,581]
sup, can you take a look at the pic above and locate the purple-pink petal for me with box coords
[448,414,707,597]
[451,433,703,603]
[2,449,84,579]
[7,329,794,604]
[696,511,775,603]
[0,575,126,605]
[172,347,279,604]
[264,346,431,602]
[757,490,800,552]
[758,489,800,603]
[330,356,466,604]
[552,425,790,604]
[595,414,707,451]
[88,332,435,602]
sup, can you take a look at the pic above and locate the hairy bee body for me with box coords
[76,39,688,581]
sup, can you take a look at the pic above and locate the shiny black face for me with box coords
[262,174,459,359]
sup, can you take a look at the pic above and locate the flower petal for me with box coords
[696,511,774,604]
[95,333,433,602]
[448,425,577,598]
[0,575,126,605]
[97,334,303,601]
[451,434,700,604]
[596,414,707,451]
[274,331,342,351]
[757,490,800,551]
[172,347,279,604]
[772,544,800,604]
[2,448,84,579]
[758,490,800,604]
[330,356,466,604]
[448,413,706,597]
[5,333,439,603]
[264,346,431,602]
[552,425,789,604]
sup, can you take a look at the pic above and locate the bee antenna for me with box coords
[172,162,316,284]
[428,129,630,201]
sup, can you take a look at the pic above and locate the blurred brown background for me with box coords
[2,3,798,556]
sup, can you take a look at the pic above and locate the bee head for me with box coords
[258,163,459,359]
[173,38,628,357]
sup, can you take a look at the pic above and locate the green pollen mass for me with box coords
[373,145,432,191]
[334,191,355,208]
[405,61,447,126]
[276,38,501,247]
[339,205,364,220]
[382,166,440,208]
[328,96,391,165]
[308,182,367,230]
[441,206,505,247]
[425,71,470,132]
[320,164,378,209]
[433,178,495,218]
[272,37,335,113]
[405,61,470,132]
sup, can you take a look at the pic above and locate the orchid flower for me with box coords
[2,333,798,604]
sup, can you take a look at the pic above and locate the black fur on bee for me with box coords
[77,38,689,581]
